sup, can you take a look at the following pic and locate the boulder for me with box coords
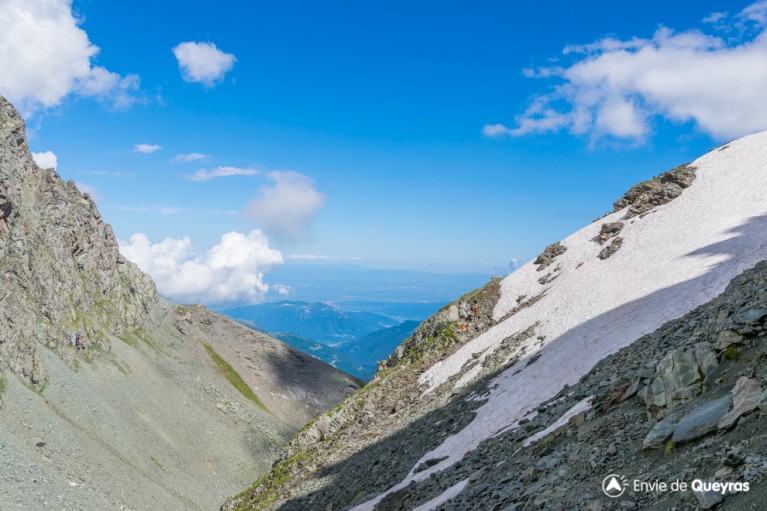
[642,344,718,409]
[713,330,743,350]
[719,376,763,429]
[671,395,731,444]
[642,417,676,449]
[597,222,623,244]
[736,309,767,325]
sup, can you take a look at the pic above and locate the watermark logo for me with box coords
[601,473,750,499]
[602,474,628,498]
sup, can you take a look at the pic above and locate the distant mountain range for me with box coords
[222,301,428,379]
[222,300,399,344]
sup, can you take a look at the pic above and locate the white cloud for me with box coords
[134,143,162,154]
[172,152,209,163]
[172,41,236,88]
[0,0,139,115]
[32,151,58,169]
[119,230,283,304]
[743,1,767,25]
[241,171,327,241]
[702,12,728,24]
[273,284,291,296]
[184,166,257,181]
[490,1,767,142]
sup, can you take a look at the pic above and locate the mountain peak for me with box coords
[0,95,158,387]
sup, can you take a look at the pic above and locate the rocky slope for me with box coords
[0,95,361,510]
[225,134,767,510]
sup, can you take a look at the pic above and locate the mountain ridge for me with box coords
[225,134,767,510]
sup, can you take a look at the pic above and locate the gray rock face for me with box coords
[642,416,676,449]
[597,236,623,260]
[0,96,157,387]
[671,395,731,444]
[719,376,763,429]
[597,221,623,244]
[644,393,734,449]
[715,330,744,350]
[641,344,718,410]
[612,163,696,218]
[534,242,567,271]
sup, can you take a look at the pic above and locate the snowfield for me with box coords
[353,132,767,511]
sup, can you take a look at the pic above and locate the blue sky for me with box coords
[3,0,767,304]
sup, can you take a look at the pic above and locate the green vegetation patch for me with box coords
[202,343,267,412]
[231,450,309,511]
[401,322,457,365]
[0,374,7,403]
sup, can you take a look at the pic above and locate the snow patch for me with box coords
[523,396,593,447]
[412,479,469,511]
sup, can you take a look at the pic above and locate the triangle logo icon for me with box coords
[606,477,623,493]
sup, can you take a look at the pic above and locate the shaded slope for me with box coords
[176,305,362,426]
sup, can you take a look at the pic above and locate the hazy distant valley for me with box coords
[221,300,433,380]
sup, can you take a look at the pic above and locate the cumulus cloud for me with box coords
[32,151,58,169]
[134,143,162,154]
[172,152,209,163]
[0,0,139,115]
[119,230,283,304]
[184,166,258,181]
[486,1,767,142]
[241,171,327,241]
[172,41,236,87]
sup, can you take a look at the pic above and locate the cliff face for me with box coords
[0,96,157,386]
[227,134,767,511]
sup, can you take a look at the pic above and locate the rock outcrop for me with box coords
[612,162,696,218]
[533,242,567,271]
